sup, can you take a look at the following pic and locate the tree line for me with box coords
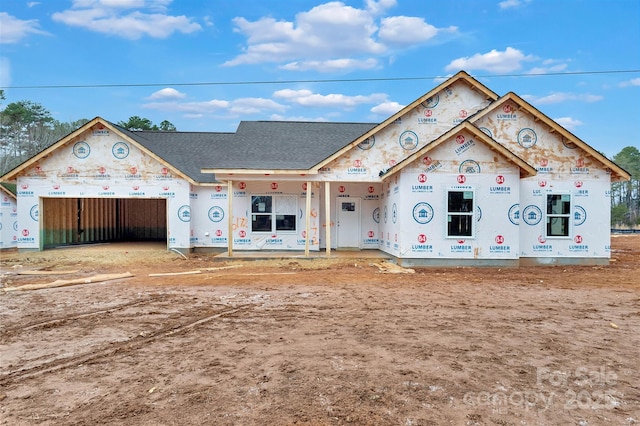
[0,90,175,174]
[0,92,638,225]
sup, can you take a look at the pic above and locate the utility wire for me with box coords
[2,69,639,90]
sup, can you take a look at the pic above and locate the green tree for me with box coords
[0,100,54,173]
[117,116,176,131]
[611,146,640,226]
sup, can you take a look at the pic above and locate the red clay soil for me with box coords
[0,235,639,425]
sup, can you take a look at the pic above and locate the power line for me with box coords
[2,69,639,90]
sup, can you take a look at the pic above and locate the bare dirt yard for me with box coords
[1,236,639,426]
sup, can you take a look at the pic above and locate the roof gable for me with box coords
[471,92,630,181]
[0,118,200,184]
[312,71,500,172]
[381,121,536,179]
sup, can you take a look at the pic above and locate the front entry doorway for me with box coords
[336,197,361,249]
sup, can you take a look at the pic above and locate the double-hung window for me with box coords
[546,194,571,237]
[251,195,297,233]
[447,190,474,238]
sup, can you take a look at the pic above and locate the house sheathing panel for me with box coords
[1,71,629,265]
[0,186,18,249]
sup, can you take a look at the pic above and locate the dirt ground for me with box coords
[1,236,639,426]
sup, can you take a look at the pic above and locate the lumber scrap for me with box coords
[17,270,79,276]
[148,270,202,277]
[3,272,133,292]
[202,265,243,271]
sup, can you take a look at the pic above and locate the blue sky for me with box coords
[1,0,639,158]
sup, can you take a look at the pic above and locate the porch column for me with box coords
[305,180,312,257]
[324,181,331,256]
[227,180,233,257]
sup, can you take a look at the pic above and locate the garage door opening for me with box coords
[41,198,167,249]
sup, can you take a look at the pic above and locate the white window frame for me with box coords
[250,194,298,234]
[545,193,572,239]
[445,189,476,239]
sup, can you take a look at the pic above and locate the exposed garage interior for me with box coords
[41,198,167,248]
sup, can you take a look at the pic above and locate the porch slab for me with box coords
[213,249,394,261]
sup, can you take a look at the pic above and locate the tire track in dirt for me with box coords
[1,298,156,335]
[0,304,255,386]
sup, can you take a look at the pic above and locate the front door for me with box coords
[336,197,361,249]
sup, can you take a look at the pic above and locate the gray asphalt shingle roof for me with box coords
[118,121,377,183]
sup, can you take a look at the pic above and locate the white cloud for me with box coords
[365,0,397,15]
[371,101,404,116]
[147,88,186,100]
[522,92,603,105]
[0,57,11,87]
[619,78,640,88]
[0,12,49,44]
[378,16,438,44]
[142,97,286,116]
[27,2,41,7]
[498,0,532,9]
[273,89,387,109]
[280,58,379,72]
[445,47,535,73]
[52,0,201,39]
[224,1,457,69]
[554,117,583,130]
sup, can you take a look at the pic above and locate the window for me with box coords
[546,194,571,237]
[251,195,297,233]
[447,190,474,237]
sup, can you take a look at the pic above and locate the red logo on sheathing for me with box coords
[239,230,246,238]
[424,109,433,117]
[423,156,432,166]
[21,184,28,190]
[456,135,465,144]
[130,166,138,174]
[458,240,465,244]
[98,166,106,174]
[215,230,222,237]
[271,182,278,190]
[368,231,375,238]
[302,182,307,191]
[215,185,222,192]
[163,186,169,191]
[418,234,427,243]
[133,186,139,190]
[67,166,74,173]
[575,181,583,188]
[539,180,547,187]
[22,229,29,237]
[368,186,375,193]
[389,159,397,166]
[457,175,466,184]
[540,158,548,167]
[238,182,246,190]
[538,235,546,244]
[576,158,585,167]
[459,110,468,119]
[338,185,346,193]
[353,159,362,167]
[503,104,513,113]
[161,167,169,175]
[102,185,109,190]
[418,174,427,183]
[53,184,60,190]
[574,235,583,243]
[496,175,505,184]
[495,235,505,244]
